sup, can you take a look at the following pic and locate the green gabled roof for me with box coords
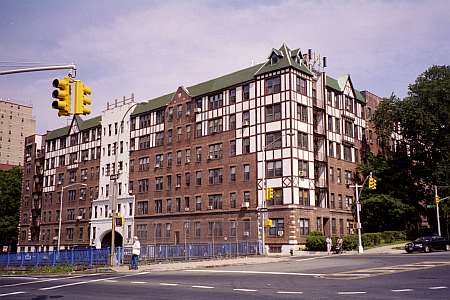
[255,43,313,77]
[187,63,264,97]
[354,89,365,103]
[326,76,341,91]
[46,115,101,141]
[47,126,70,140]
[131,92,175,116]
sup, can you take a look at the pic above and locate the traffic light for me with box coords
[266,187,274,200]
[368,176,377,190]
[51,77,71,116]
[265,219,273,227]
[115,214,125,227]
[74,80,92,115]
[435,195,441,204]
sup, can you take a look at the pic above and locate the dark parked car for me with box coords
[405,235,450,253]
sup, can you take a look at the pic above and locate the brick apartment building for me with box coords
[17,44,384,253]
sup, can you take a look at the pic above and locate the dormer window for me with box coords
[270,55,279,65]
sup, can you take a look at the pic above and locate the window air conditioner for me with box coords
[195,108,202,113]
[208,154,215,160]
[277,230,284,237]
[243,231,250,236]
[176,184,181,188]
[208,205,213,210]
[184,207,190,212]
[76,216,83,220]
[241,201,250,208]
[243,120,250,127]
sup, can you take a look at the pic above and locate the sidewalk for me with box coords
[111,256,290,273]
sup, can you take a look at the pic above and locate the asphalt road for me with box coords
[1,252,449,299]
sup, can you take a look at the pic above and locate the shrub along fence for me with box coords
[306,231,406,251]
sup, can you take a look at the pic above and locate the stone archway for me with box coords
[101,231,123,249]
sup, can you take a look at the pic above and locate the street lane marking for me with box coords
[295,256,329,262]
[186,269,324,276]
[130,281,146,284]
[233,288,257,292]
[392,289,413,292]
[338,291,367,295]
[0,276,40,280]
[276,291,303,294]
[0,273,100,288]
[160,283,179,286]
[0,291,26,297]
[429,286,448,290]
[103,280,118,283]
[192,285,214,289]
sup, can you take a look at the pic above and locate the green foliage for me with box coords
[309,231,324,236]
[360,194,419,233]
[0,167,22,249]
[342,235,357,251]
[305,233,326,251]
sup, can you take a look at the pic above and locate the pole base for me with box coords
[358,245,364,254]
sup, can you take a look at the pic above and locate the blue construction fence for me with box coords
[0,241,261,268]
[0,248,111,268]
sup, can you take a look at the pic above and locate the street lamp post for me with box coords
[57,182,87,252]
[349,173,371,254]
[110,102,137,266]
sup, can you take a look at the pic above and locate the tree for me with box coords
[366,65,450,236]
[0,167,22,250]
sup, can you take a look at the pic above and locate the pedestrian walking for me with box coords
[326,236,332,255]
[130,236,141,270]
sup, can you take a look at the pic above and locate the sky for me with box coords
[0,0,449,134]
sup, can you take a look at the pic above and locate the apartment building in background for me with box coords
[0,99,36,166]
[17,43,385,253]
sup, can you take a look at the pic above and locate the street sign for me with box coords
[427,205,436,208]
[110,174,119,180]
[257,207,268,213]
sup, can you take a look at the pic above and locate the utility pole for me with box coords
[355,183,363,254]
[435,185,441,236]
[0,64,76,76]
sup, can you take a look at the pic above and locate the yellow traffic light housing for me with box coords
[368,176,377,190]
[74,80,92,115]
[52,77,71,116]
[265,219,273,227]
[266,187,274,200]
[435,195,441,204]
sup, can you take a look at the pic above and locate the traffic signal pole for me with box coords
[435,185,441,237]
[0,64,76,76]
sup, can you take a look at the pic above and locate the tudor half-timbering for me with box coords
[38,116,102,251]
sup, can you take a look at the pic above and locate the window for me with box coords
[139,134,151,150]
[177,127,182,142]
[208,168,223,185]
[329,141,334,157]
[298,132,308,150]
[242,137,250,154]
[155,131,164,146]
[139,157,150,171]
[176,197,181,212]
[167,175,172,191]
[185,172,191,186]
[67,208,75,220]
[345,96,353,113]
[266,131,282,150]
[156,177,163,191]
[136,224,147,241]
[137,201,148,215]
[330,193,336,209]
[176,150,182,165]
[298,160,309,178]
[336,143,341,159]
[208,143,223,160]
[343,145,352,162]
[265,103,281,122]
[196,122,202,137]
[196,147,202,162]
[196,171,202,185]
[243,164,250,181]
[297,104,308,123]
[155,200,162,213]
[230,166,236,182]
[327,115,333,131]
[354,125,358,140]
[242,84,250,100]
[167,152,172,167]
[327,90,332,106]
[229,89,236,104]
[267,188,283,205]
[167,129,173,144]
[66,228,74,241]
[155,224,162,238]
[299,218,310,235]
[168,107,173,122]
[230,221,237,237]
[242,110,250,125]
[208,93,223,110]
[335,118,340,134]
[208,117,223,134]
[208,194,223,209]
[208,221,223,237]
[337,168,342,184]
[230,192,237,208]
[267,160,282,177]
[338,194,343,209]
[138,179,149,193]
[195,196,202,211]
[59,155,65,167]
[165,223,172,237]
[186,125,192,140]
[344,120,353,137]
[265,76,281,94]
[229,114,236,130]
[177,104,183,118]
[329,167,334,183]
[345,170,353,185]
[332,218,337,235]
[166,199,172,213]
[334,93,340,108]
[269,218,284,236]
[296,76,307,95]
[230,140,236,156]
[299,189,309,206]
[68,190,76,201]
[155,154,163,168]
[184,197,190,210]
[139,113,151,128]
[176,174,181,188]
[156,109,165,124]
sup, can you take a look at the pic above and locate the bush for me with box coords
[343,235,357,251]
[381,231,406,243]
[309,231,324,236]
[306,234,326,251]
[362,232,382,247]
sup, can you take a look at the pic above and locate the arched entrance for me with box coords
[101,231,123,249]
